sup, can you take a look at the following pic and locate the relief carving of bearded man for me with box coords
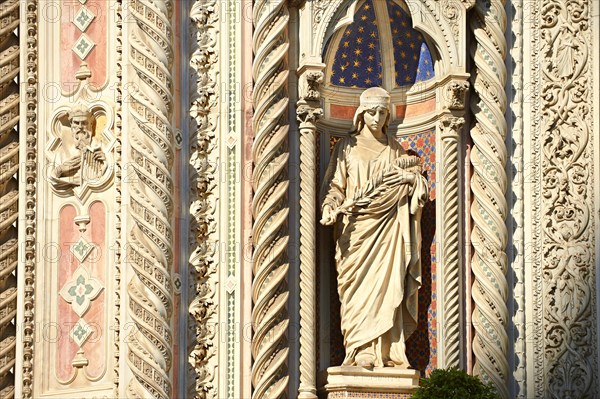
[320,87,428,369]
[50,105,107,190]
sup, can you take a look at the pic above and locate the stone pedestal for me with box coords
[323,366,420,399]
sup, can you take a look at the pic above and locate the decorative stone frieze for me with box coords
[22,0,37,396]
[531,0,598,397]
[189,0,219,398]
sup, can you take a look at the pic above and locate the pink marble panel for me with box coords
[60,0,107,91]
[57,204,78,381]
[82,201,106,378]
[56,201,106,381]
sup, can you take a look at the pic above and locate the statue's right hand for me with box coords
[320,204,337,226]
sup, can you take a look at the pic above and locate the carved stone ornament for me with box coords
[22,0,38,397]
[438,115,464,369]
[531,0,598,397]
[46,65,115,202]
[444,81,469,110]
[296,104,323,127]
[320,88,428,370]
[304,71,324,102]
[189,0,220,398]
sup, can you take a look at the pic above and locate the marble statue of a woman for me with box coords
[320,87,428,369]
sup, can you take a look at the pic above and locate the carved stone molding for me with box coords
[189,1,219,398]
[22,0,37,397]
[125,1,175,398]
[469,0,509,397]
[509,0,526,396]
[296,68,323,399]
[531,0,598,397]
[113,1,123,395]
[251,0,291,398]
[0,1,20,396]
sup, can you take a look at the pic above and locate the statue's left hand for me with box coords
[385,168,416,186]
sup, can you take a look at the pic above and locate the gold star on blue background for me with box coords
[330,0,434,88]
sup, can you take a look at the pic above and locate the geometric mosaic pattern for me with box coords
[70,236,94,263]
[400,129,437,374]
[71,3,96,60]
[73,6,95,32]
[399,128,436,199]
[72,34,95,60]
[59,265,103,317]
[70,318,93,348]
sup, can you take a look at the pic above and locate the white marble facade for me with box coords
[0,0,596,398]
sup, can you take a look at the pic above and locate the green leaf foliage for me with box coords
[411,368,500,399]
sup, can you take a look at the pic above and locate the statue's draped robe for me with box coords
[321,135,428,367]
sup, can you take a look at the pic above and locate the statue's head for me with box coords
[68,104,94,150]
[352,87,391,135]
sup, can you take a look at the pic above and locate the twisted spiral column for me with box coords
[125,1,175,398]
[296,100,322,399]
[469,0,509,397]
[440,115,464,369]
[251,0,290,398]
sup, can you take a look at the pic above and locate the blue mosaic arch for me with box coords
[329,0,435,89]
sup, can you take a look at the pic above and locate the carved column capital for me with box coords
[296,103,323,128]
[439,115,466,139]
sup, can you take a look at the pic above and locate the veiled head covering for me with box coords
[352,87,391,132]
